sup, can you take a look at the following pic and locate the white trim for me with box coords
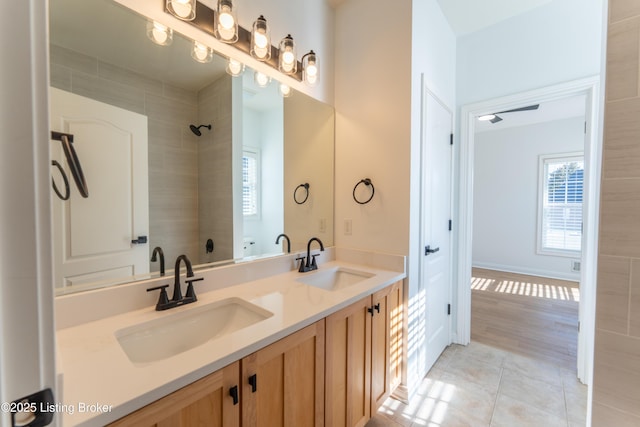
[472,262,580,282]
[457,76,601,386]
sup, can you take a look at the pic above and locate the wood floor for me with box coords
[471,268,580,371]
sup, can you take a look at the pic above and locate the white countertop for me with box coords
[56,258,405,426]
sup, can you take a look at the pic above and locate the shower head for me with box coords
[190,124,212,136]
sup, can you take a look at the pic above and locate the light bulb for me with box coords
[219,10,234,29]
[254,71,271,88]
[216,1,237,43]
[251,16,271,60]
[192,41,212,63]
[147,21,173,46]
[226,58,245,76]
[167,0,194,20]
[279,84,291,97]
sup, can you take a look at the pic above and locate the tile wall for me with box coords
[593,0,640,424]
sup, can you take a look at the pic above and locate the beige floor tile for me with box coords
[460,340,509,367]
[442,356,503,394]
[366,413,405,426]
[410,403,488,427]
[502,352,562,387]
[491,393,567,427]
[499,367,566,420]
[565,389,588,426]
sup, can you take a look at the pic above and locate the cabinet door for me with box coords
[371,280,404,411]
[107,361,240,427]
[242,321,325,427]
[325,296,372,427]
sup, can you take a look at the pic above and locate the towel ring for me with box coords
[353,178,375,204]
[51,160,70,201]
[51,131,89,198]
[294,183,310,205]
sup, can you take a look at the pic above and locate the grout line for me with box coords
[488,364,504,427]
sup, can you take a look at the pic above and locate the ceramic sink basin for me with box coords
[296,267,375,291]
[116,298,273,365]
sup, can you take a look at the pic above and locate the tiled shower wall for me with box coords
[593,0,640,424]
[50,45,232,274]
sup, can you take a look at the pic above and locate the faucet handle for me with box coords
[185,277,203,300]
[295,256,306,272]
[310,254,320,270]
[147,285,170,310]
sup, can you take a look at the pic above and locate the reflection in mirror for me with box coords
[49,0,334,295]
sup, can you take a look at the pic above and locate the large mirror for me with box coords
[49,0,334,295]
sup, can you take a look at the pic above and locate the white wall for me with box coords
[334,0,456,399]
[456,0,604,106]
[473,117,585,280]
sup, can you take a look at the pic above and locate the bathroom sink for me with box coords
[116,298,273,365]
[296,267,375,291]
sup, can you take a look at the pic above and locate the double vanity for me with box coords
[55,248,406,426]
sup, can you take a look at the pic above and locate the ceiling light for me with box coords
[278,34,297,75]
[251,16,271,61]
[191,41,213,63]
[302,50,318,86]
[226,58,245,77]
[478,114,496,121]
[166,0,195,20]
[146,21,173,46]
[215,0,238,43]
[254,71,271,88]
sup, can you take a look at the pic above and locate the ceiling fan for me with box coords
[478,104,540,124]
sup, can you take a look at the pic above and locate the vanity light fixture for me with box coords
[279,83,292,97]
[191,41,213,63]
[251,15,271,61]
[226,58,245,77]
[166,0,196,20]
[215,0,238,43]
[301,50,318,86]
[146,20,173,46]
[254,71,271,88]
[278,34,297,75]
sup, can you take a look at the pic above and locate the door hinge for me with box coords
[584,121,587,134]
[448,219,452,231]
[578,321,580,332]
[447,304,451,315]
[450,133,453,145]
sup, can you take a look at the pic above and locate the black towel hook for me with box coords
[51,160,70,201]
[353,178,375,204]
[51,131,89,198]
[294,183,310,205]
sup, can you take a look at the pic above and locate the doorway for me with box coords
[456,76,602,385]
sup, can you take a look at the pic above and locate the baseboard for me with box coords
[472,261,580,281]
[391,385,409,404]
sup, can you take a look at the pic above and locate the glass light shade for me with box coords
[251,16,271,61]
[278,34,297,75]
[226,58,245,77]
[302,50,318,86]
[253,71,271,88]
[216,0,238,43]
[279,83,292,98]
[166,0,195,20]
[191,41,213,63]
[146,21,173,46]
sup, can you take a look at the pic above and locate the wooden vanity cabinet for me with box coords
[325,280,403,427]
[241,321,325,427]
[107,281,401,427]
[107,361,240,427]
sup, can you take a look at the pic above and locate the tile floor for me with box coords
[366,341,587,427]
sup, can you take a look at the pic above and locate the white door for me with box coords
[421,90,453,371]
[49,88,149,290]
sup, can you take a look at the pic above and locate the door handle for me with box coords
[248,374,257,393]
[425,245,440,256]
[229,385,239,405]
[131,235,148,244]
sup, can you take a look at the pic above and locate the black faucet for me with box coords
[150,246,165,276]
[297,237,324,273]
[275,233,291,253]
[147,254,203,311]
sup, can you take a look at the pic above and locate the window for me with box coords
[538,153,583,255]
[242,148,260,218]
